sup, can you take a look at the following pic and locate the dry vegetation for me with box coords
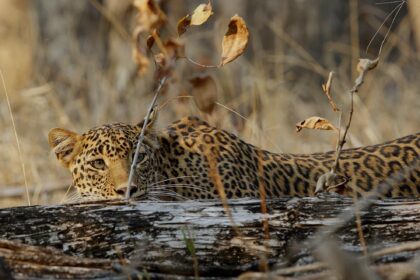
[0,0,419,209]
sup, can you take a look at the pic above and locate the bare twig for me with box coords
[333,90,354,173]
[126,76,168,200]
[315,57,379,195]
[257,149,270,272]
[322,71,340,112]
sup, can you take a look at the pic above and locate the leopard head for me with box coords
[48,110,159,201]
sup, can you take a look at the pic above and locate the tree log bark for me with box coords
[0,195,419,279]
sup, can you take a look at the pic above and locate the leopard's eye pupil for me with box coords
[91,159,105,169]
[131,152,146,163]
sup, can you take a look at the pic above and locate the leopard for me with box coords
[48,110,420,202]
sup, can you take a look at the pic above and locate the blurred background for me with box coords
[0,0,419,207]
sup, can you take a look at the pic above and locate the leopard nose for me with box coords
[115,185,138,198]
[129,186,138,197]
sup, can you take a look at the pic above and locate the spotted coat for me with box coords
[48,116,420,201]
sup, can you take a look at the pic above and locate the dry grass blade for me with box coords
[257,149,269,272]
[353,189,368,257]
[269,240,420,278]
[0,69,30,206]
[366,0,406,55]
[316,240,379,280]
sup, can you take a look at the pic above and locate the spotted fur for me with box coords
[49,115,420,201]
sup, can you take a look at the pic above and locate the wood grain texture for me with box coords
[0,195,419,279]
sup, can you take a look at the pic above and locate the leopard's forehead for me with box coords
[83,123,138,139]
[80,123,139,156]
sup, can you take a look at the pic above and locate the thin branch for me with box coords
[126,76,168,200]
[322,71,340,112]
[332,90,354,174]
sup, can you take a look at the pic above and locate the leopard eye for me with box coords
[131,152,147,164]
[89,159,106,170]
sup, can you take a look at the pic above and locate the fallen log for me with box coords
[0,194,419,279]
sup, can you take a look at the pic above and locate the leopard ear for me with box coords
[136,106,158,132]
[48,128,83,168]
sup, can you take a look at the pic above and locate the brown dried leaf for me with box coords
[190,1,213,25]
[177,1,212,36]
[177,15,191,36]
[296,116,337,133]
[133,0,166,33]
[190,74,218,114]
[220,15,249,66]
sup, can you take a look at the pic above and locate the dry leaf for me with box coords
[177,15,191,36]
[190,74,218,114]
[190,1,213,25]
[296,116,337,133]
[133,0,166,33]
[177,1,213,36]
[220,15,249,66]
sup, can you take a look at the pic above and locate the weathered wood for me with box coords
[0,195,419,279]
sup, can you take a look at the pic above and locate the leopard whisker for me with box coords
[63,192,83,204]
[148,190,189,201]
[151,184,213,195]
[149,175,200,187]
[145,196,161,201]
